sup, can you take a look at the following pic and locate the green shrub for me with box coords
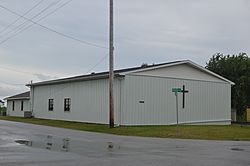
[0,107,7,116]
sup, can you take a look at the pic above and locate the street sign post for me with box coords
[172,86,189,136]
[172,88,182,93]
[172,87,182,136]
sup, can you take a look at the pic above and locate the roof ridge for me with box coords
[27,60,185,86]
[4,91,30,100]
[26,60,234,86]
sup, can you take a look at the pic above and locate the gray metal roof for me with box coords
[26,60,234,87]
[27,60,183,86]
[4,91,30,100]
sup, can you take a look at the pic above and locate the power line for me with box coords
[0,0,62,40]
[86,54,108,73]
[0,52,110,95]
[0,0,61,39]
[0,0,44,35]
[0,1,108,85]
[0,80,26,86]
[0,52,109,77]
[0,66,33,75]
[28,53,110,98]
[0,2,108,49]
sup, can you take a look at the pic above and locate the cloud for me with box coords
[0,85,29,100]
[0,86,18,97]
[34,73,58,81]
[0,0,249,97]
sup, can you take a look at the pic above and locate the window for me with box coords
[12,101,15,111]
[21,101,24,111]
[64,98,71,112]
[48,99,54,111]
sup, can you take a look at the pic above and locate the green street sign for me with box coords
[172,88,182,93]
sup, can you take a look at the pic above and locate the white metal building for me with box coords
[26,60,234,125]
[5,91,30,117]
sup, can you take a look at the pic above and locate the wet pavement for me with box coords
[0,120,250,166]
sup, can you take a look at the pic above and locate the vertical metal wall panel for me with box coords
[32,78,121,124]
[6,100,29,117]
[31,73,231,125]
[121,75,231,125]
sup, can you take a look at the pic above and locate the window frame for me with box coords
[21,100,24,111]
[48,99,54,111]
[12,101,15,111]
[64,98,71,112]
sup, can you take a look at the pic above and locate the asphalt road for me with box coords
[0,120,249,166]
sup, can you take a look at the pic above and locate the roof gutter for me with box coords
[26,74,123,87]
[120,60,235,85]
[4,97,30,101]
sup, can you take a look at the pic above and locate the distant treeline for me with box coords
[206,53,250,117]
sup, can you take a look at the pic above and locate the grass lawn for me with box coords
[0,116,250,141]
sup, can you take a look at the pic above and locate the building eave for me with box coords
[4,91,30,101]
[27,74,124,87]
[25,60,235,87]
[120,60,235,85]
[26,61,183,87]
[119,60,190,75]
[5,97,30,101]
[186,60,235,85]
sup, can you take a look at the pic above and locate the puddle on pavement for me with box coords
[14,135,184,157]
[230,147,245,151]
[15,135,122,157]
[15,140,32,146]
[15,136,70,152]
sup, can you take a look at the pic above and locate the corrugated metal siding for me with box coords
[7,100,29,117]
[132,63,226,83]
[32,78,121,124]
[121,75,231,125]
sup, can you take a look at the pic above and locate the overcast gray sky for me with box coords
[0,0,249,100]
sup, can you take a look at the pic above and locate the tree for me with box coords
[206,53,250,117]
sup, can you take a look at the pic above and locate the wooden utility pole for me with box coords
[109,0,114,128]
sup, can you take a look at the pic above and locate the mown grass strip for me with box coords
[0,116,249,141]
